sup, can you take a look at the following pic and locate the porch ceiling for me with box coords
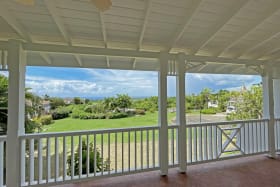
[1,0,280,74]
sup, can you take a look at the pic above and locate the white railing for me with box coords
[275,118,280,151]
[168,125,179,167]
[18,119,270,186]
[186,119,269,164]
[0,136,6,187]
[19,126,160,186]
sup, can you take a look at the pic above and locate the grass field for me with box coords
[43,112,177,133]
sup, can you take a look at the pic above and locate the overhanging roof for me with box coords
[1,0,280,75]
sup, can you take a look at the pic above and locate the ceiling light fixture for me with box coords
[91,0,112,12]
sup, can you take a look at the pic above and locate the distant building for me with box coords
[63,98,73,105]
[226,99,236,114]
[208,100,218,108]
[42,100,51,114]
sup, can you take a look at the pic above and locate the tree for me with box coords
[217,90,231,112]
[0,75,41,134]
[199,88,212,109]
[50,97,65,109]
[0,75,8,134]
[227,85,263,120]
[116,94,132,112]
[103,97,117,111]
[73,97,82,105]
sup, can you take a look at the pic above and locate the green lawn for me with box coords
[43,112,176,133]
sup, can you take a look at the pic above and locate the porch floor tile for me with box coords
[56,155,280,187]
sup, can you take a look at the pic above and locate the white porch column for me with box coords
[262,71,276,158]
[158,52,168,175]
[176,53,186,173]
[273,79,280,118]
[6,40,26,187]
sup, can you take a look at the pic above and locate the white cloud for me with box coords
[25,69,159,97]
[0,71,8,77]
[190,74,259,86]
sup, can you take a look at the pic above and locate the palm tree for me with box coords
[0,75,42,134]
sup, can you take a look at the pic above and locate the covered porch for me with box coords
[1,0,280,186]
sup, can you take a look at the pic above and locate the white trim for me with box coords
[216,1,280,57]
[44,0,71,45]
[99,12,107,48]
[74,54,83,67]
[158,52,168,175]
[7,39,26,187]
[39,52,52,65]
[138,0,153,50]
[193,0,250,55]
[176,53,186,172]
[167,0,202,52]
[0,2,31,42]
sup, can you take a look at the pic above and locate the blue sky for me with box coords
[14,66,261,98]
[1,67,261,98]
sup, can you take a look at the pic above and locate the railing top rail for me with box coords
[20,125,160,139]
[167,125,179,129]
[18,119,269,139]
[0,135,7,141]
[187,119,268,128]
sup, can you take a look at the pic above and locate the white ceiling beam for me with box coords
[39,53,52,65]
[106,56,110,68]
[186,62,205,71]
[216,1,280,57]
[74,54,83,67]
[190,0,249,55]
[132,58,137,69]
[230,65,245,74]
[215,65,227,73]
[166,0,202,52]
[44,0,71,45]
[0,41,8,50]
[196,64,207,72]
[99,12,107,48]
[245,38,280,60]
[0,2,31,42]
[138,0,152,50]
[236,31,280,59]
[22,42,273,65]
[24,42,161,58]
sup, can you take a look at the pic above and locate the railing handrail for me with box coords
[187,119,268,128]
[19,125,160,139]
[19,119,269,139]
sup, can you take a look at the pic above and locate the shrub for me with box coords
[84,105,93,113]
[52,107,71,120]
[126,110,136,116]
[106,112,128,119]
[67,139,110,175]
[71,112,81,119]
[201,108,217,114]
[135,109,145,115]
[96,113,106,119]
[39,115,53,125]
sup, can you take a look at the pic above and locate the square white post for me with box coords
[158,52,168,175]
[176,53,186,173]
[273,79,280,118]
[6,40,26,187]
[262,72,276,158]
